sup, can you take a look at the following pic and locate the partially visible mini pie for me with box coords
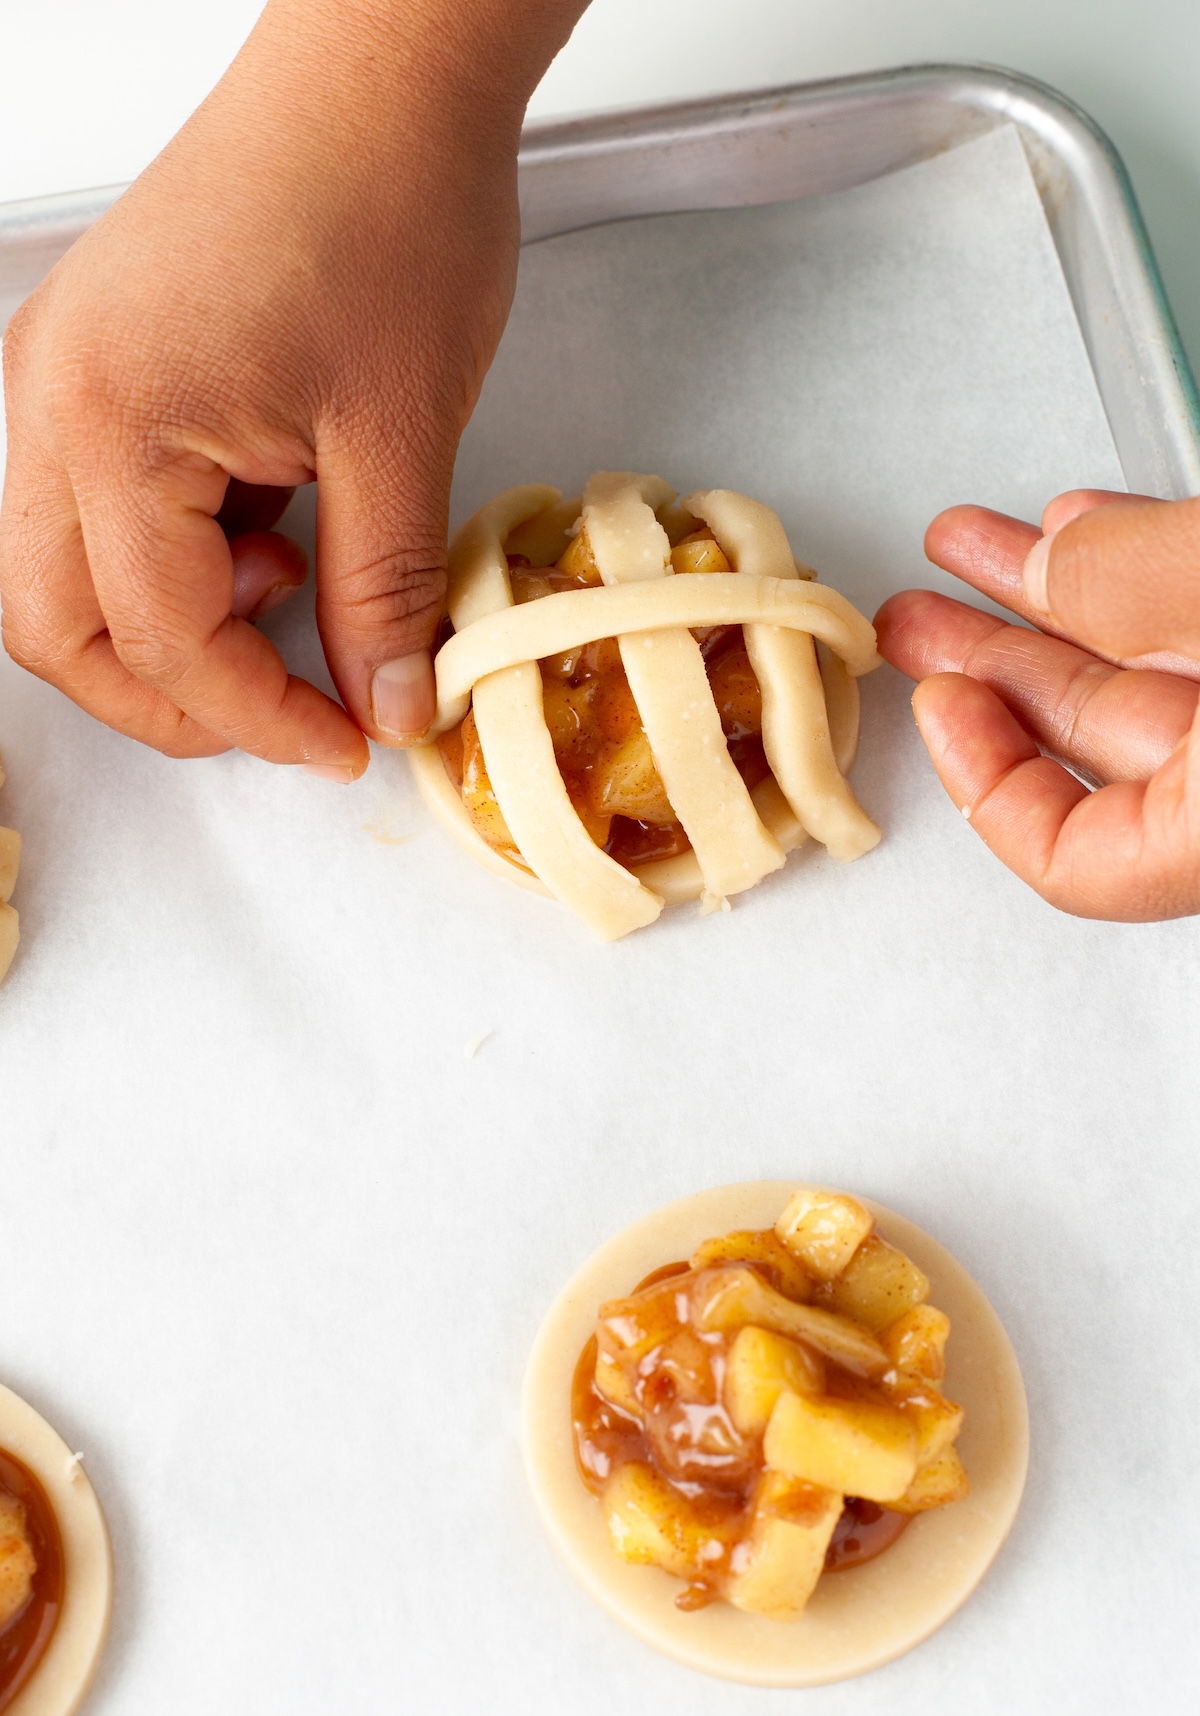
[410,474,881,939]
[523,1183,1028,1686]
[0,754,19,984]
[0,1384,111,1715]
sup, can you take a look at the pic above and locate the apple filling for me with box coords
[0,1448,62,1706]
[438,523,769,871]
[572,1191,969,1620]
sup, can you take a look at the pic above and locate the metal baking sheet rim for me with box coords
[1,62,1197,498]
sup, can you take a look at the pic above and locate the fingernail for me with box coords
[303,762,358,783]
[1022,531,1056,615]
[371,650,435,743]
[247,581,301,621]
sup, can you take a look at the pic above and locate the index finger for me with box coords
[924,498,1200,678]
[924,493,1149,628]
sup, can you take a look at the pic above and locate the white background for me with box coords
[3,0,1200,373]
[2,8,1200,1716]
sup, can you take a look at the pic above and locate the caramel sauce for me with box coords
[824,1496,911,1571]
[440,539,774,874]
[605,818,692,868]
[633,1261,692,1293]
[0,1449,63,1713]
[572,1242,910,1610]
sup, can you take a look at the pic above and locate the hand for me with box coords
[1,0,584,779]
[876,490,1200,921]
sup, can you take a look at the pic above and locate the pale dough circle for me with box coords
[0,1385,113,1716]
[522,1181,1029,1688]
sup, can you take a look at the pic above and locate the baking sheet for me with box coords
[0,125,1197,1714]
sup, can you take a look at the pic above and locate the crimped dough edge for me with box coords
[521,1181,1028,1688]
[0,1384,113,1716]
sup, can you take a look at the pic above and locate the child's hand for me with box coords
[876,490,1200,920]
[0,0,583,779]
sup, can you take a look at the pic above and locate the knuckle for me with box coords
[107,616,193,687]
[36,323,169,459]
[331,557,447,641]
[1056,657,1111,747]
[42,341,128,441]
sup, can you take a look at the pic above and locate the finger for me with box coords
[925,495,1156,614]
[1040,488,1155,535]
[912,673,1200,921]
[924,502,1200,677]
[1023,495,1200,666]
[230,530,308,620]
[312,437,446,747]
[0,438,229,758]
[217,478,296,536]
[876,588,1198,782]
[924,504,1046,621]
[80,452,368,776]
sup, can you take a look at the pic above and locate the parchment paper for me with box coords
[1,126,1197,1715]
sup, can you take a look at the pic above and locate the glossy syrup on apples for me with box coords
[0,1448,64,1713]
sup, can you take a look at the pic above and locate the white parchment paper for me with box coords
[0,127,1197,1714]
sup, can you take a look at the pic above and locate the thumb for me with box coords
[1023,494,1200,665]
[313,438,448,748]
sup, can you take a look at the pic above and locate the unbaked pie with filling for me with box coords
[522,1182,1028,1686]
[409,474,882,939]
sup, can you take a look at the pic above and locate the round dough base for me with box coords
[0,1384,113,1716]
[521,1181,1028,1687]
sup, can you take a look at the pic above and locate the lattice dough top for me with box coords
[409,473,882,940]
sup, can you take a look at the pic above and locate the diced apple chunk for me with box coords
[723,1473,842,1620]
[881,1304,950,1380]
[887,1446,970,1514]
[691,1229,814,1302]
[593,1351,641,1418]
[556,524,603,584]
[724,1326,825,1436]
[602,1462,728,1581]
[0,1495,35,1631]
[880,1374,964,1464]
[670,532,732,576]
[764,1389,919,1502]
[596,1274,691,1369]
[590,727,675,823]
[459,710,520,856]
[693,1266,888,1378]
[775,1190,874,1280]
[822,1235,930,1331]
[502,495,580,569]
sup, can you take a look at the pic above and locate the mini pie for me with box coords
[0,755,19,984]
[523,1182,1028,1687]
[0,1385,112,1716]
[409,474,882,939]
